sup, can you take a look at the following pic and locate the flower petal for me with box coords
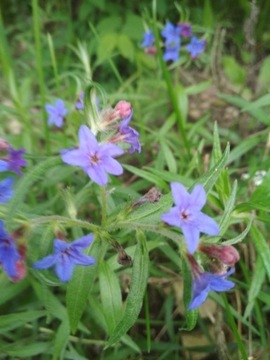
[190,184,206,210]
[197,213,219,236]
[99,143,124,157]
[72,234,94,249]
[181,224,200,254]
[170,182,190,207]
[188,286,209,310]
[33,254,57,269]
[161,207,182,228]
[0,160,9,172]
[78,125,98,152]
[54,239,69,253]
[70,251,96,266]
[61,149,89,168]
[101,158,123,175]
[55,255,74,282]
[86,165,108,186]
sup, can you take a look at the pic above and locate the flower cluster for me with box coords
[161,182,239,309]
[62,99,141,186]
[141,22,206,62]
[0,140,27,280]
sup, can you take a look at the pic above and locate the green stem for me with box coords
[32,0,50,154]
[152,0,191,158]
[101,186,107,226]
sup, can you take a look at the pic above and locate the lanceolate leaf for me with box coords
[99,260,123,334]
[181,255,198,331]
[250,225,270,281]
[106,230,149,347]
[66,239,101,334]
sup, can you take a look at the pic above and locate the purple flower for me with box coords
[7,148,27,175]
[186,36,206,58]
[61,125,124,186]
[0,221,21,278]
[161,183,219,254]
[76,92,84,110]
[163,43,181,62]
[118,118,141,154]
[141,30,155,48]
[0,147,27,175]
[188,267,235,310]
[161,22,181,44]
[178,23,192,38]
[33,234,96,282]
[45,99,68,128]
[0,177,14,203]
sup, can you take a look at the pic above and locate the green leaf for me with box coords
[242,94,270,111]
[66,239,101,333]
[97,33,118,61]
[219,180,237,235]
[244,255,265,319]
[6,156,62,229]
[117,34,134,62]
[218,93,270,126]
[106,230,149,347]
[180,255,198,331]
[0,342,51,357]
[99,260,123,334]
[222,219,252,245]
[123,164,167,189]
[198,143,230,193]
[53,318,70,360]
[222,56,246,84]
[250,225,270,281]
[0,310,46,333]
[258,56,270,89]
[160,141,177,173]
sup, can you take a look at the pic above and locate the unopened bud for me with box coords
[200,245,240,267]
[114,100,132,119]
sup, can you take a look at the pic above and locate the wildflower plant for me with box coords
[1,3,267,359]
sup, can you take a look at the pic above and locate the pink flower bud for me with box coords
[10,244,27,282]
[200,245,240,267]
[114,100,132,119]
[144,46,157,55]
[11,258,27,282]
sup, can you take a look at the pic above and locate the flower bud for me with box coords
[114,100,132,119]
[199,245,240,267]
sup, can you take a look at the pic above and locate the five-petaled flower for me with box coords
[33,234,96,282]
[188,254,235,310]
[0,177,14,204]
[45,99,68,127]
[61,125,124,186]
[161,182,219,253]
[0,221,21,278]
[186,36,206,58]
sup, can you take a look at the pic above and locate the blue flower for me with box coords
[45,99,68,127]
[188,268,235,310]
[178,23,192,38]
[0,177,14,203]
[161,22,181,44]
[163,43,181,62]
[0,221,21,278]
[61,125,124,186]
[0,147,27,175]
[141,30,155,48]
[161,183,219,253]
[186,36,206,58]
[33,234,96,282]
[118,118,141,154]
